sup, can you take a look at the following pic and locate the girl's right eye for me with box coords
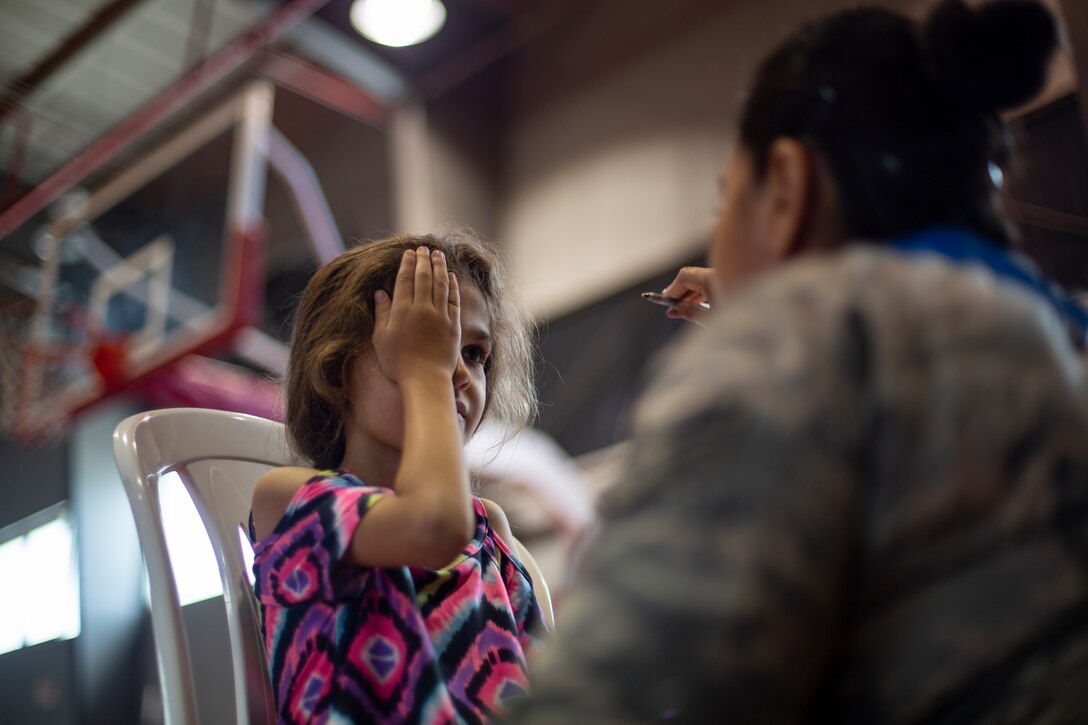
[463,345,489,366]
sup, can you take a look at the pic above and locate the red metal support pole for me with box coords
[0,0,332,239]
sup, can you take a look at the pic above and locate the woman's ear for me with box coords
[761,138,816,260]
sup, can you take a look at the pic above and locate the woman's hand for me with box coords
[372,246,461,382]
[662,266,715,325]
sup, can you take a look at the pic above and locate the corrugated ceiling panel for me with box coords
[2,0,272,187]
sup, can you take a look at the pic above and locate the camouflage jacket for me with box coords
[509,243,1088,724]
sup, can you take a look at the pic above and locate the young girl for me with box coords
[249,230,549,724]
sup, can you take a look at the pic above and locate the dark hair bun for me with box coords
[924,0,1059,112]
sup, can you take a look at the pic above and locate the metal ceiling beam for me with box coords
[259,51,392,128]
[0,0,146,124]
[0,0,333,239]
[283,18,408,103]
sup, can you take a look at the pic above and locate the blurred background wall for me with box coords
[0,0,1085,722]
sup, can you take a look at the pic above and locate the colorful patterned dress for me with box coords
[249,470,546,724]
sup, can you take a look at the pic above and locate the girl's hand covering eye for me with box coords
[372,247,462,381]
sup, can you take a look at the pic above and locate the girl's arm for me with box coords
[351,369,473,569]
[252,247,475,569]
[355,247,474,568]
[251,465,322,541]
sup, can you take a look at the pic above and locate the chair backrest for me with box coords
[510,538,555,630]
[113,407,295,725]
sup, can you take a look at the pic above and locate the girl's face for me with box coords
[343,281,492,454]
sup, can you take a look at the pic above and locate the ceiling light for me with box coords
[349,0,447,48]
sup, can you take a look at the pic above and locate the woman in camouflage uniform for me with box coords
[509,0,1088,722]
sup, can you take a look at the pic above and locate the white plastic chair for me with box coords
[510,538,555,630]
[113,407,294,725]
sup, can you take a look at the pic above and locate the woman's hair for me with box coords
[738,0,1059,247]
[284,229,537,468]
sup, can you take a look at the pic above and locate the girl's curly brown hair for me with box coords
[284,229,537,469]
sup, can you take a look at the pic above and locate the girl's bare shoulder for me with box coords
[251,466,323,540]
[478,497,514,544]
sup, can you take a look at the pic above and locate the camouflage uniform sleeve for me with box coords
[507,269,872,724]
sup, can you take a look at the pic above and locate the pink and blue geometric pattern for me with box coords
[250,471,546,724]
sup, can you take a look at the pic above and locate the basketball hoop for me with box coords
[0,83,280,444]
[0,300,92,444]
[0,76,361,442]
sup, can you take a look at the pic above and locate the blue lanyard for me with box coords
[891,227,1088,347]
